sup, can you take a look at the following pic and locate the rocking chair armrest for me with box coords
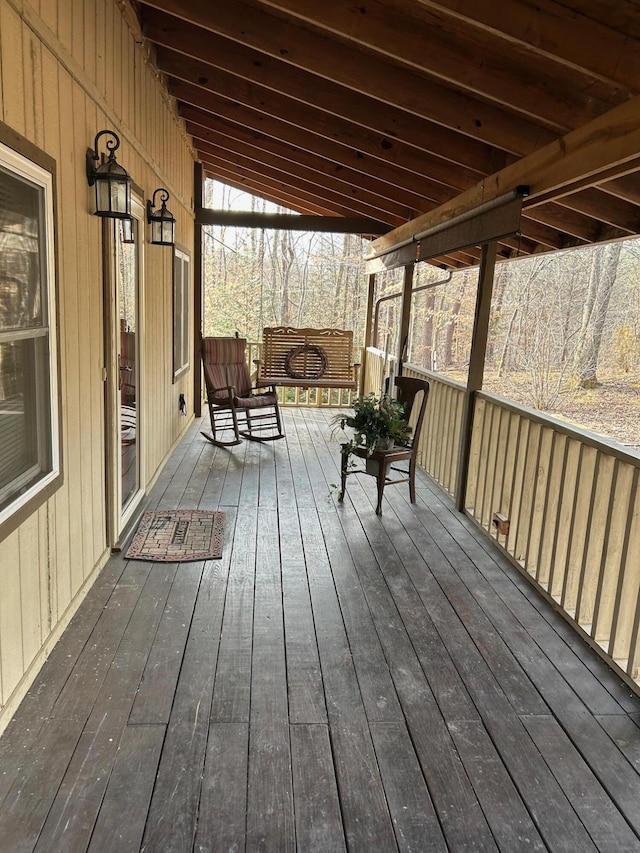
[208,383,236,399]
[252,382,278,394]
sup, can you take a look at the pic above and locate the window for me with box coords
[173,247,190,380]
[0,141,60,530]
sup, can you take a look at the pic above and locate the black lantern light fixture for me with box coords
[146,188,176,246]
[120,216,135,244]
[86,130,132,219]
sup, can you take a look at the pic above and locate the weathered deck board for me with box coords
[290,724,345,851]
[2,412,640,852]
[193,722,249,852]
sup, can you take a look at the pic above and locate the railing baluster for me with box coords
[562,445,594,618]
[610,471,640,669]
[575,453,615,635]
[538,433,568,591]
[528,427,553,582]
[592,461,634,650]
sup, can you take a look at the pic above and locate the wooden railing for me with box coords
[363,346,640,688]
[402,364,465,500]
[363,345,395,399]
[467,393,640,683]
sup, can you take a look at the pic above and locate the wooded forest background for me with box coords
[203,181,640,447]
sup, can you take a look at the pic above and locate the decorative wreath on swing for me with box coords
[283,343,328,380]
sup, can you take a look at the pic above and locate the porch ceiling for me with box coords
[134,0,640,267]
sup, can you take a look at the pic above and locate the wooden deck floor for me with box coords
[2,409,640,852]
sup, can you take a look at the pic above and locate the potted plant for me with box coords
[331,392,412,463]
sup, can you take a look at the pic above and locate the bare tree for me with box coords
[571,242,622,387]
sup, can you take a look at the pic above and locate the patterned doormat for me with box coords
[126,510,225,562]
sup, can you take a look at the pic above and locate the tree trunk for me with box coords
[443,273,468,368]
[486,264,506,365]
[422,290,436,369]
[571,243,622,388]
[279,229,295,325]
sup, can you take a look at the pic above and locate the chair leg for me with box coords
[375,458,388,515]
[274,402,285,438]
[409,456,417,503]
[239,402,285,442]
[230,404,242,442]
[338,450,348,502]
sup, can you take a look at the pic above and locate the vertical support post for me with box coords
[193,162,203,417]
[455,241,497,512]
[397,263,414,376]
[360,272,376,395]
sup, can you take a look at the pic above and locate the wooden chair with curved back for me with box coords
[201,336,284,447]
[338,375,430,515]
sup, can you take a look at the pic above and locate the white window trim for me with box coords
[0,142,59,528]
[173,247,191,381]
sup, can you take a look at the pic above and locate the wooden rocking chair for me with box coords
[201,336,284,447]
[338,376,430,514]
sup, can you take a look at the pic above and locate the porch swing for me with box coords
[254,326,360,391]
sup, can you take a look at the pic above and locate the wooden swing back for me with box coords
[255,326,360,390]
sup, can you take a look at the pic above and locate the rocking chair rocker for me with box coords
[201,336,284,447]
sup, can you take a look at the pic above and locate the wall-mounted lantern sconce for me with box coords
[120,216,135,244]
[86,130,131,219]
[146,188,175,246]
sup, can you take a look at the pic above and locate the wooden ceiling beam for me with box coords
[555,0,640,40]
[138,0,555,154]
[411,0,640,90]
[197,208,390,235]
[249,0,622,129]
[180,105,457,208]
[145,15,508,175]
[169,77,481,194]
[599,172,640,207]
[370,94,640,256]
[187,111,580,249]
[498,234,543,257]
[513,219,568,251]
[551,189,640,234]
[194,136,414,223]
[201,164,338,216]
[523,202,627,243]
[186,120,432,217]
[200,156,403,228]
[429,253,472,268]
[198,150,402,225]
[200,157,350,216]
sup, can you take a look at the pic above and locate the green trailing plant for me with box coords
[331,392,412,457]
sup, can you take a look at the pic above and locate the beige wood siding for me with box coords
[0,0,195,729]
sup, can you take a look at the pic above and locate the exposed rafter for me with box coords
[370,95,640,258]
[135,0,640,269]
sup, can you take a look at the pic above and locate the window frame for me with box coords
[0,129,62,543]
[172,245,191,382]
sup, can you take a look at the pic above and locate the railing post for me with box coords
[360,272,376,396]
[397,264,414,376]
[455,241,497,512]
[193,161,203,418]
